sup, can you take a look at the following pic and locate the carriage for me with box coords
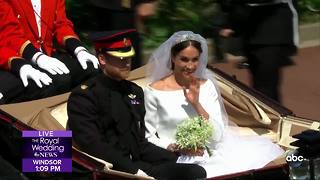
[0,65,319,179]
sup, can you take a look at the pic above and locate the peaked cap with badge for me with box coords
[89,29,136,58]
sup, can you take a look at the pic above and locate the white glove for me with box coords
[0,92,3,100]
[19,64,52,88]
[75,47,99,70]
[32,52,70,75]
[135,169,154,179]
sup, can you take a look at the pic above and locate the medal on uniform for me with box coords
[128,94,136,99]
[128,94,140,105]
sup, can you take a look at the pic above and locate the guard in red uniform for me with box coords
[0,0,61,104]
[0,0,100,104]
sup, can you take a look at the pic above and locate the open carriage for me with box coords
[0,65,319,179]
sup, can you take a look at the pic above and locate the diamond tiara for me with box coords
[175,33,198,44]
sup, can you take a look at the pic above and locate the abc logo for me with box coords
[286,154,304,162]
[286,150,304,168]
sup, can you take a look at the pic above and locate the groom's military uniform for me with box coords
[68,74,180,173]
[67,30,206,179]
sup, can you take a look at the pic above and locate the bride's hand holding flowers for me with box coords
[177,147,205,156]
[175,116,214,156]
[167,143,205,156]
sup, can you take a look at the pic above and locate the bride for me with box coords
[143,31,284,178]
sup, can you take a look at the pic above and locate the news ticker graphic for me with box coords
[22,130,72,172]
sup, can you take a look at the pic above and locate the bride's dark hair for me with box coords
[171,40,202,58]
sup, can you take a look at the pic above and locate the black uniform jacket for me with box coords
[67,75,177,174]
[246,0,297,46]
[214,0,297,46]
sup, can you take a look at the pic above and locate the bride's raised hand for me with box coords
[183,77,210,120]
[183,77,200,106]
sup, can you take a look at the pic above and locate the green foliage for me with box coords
[143,0,218,49]
[175,116,213,151]
[298,0,320,23]
[64,0,320,49]
[303,0,320,10]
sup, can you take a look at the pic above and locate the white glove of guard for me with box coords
[75,47,99,70]
[135,169,154,179]
[19,64,52,88]
[0,92,3,100]
[32,52,70,75]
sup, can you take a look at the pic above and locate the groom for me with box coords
[67,29,206,179]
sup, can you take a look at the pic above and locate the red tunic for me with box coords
[6,0,79,56]
[0,0,28,70]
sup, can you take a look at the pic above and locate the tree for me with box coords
[142,0,218,49]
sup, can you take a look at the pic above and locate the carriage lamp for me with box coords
[287,130,320,180]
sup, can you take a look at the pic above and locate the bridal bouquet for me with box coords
[175,116,214,155]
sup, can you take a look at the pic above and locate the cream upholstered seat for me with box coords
[50,102,68,128]
[49,103,279,143]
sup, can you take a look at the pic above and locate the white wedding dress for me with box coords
[144,79,284,178]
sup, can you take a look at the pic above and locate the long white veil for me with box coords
[146,31,229,127]
[144,31,284,177]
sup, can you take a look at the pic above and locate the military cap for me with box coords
[89,29,136,58]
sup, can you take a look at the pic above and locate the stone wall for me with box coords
[299,22,320,48]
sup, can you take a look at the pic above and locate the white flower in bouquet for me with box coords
[175,116,214,155]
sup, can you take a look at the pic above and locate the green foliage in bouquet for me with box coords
[175,116,214,152]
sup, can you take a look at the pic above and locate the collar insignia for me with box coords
[128,94,136,99]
